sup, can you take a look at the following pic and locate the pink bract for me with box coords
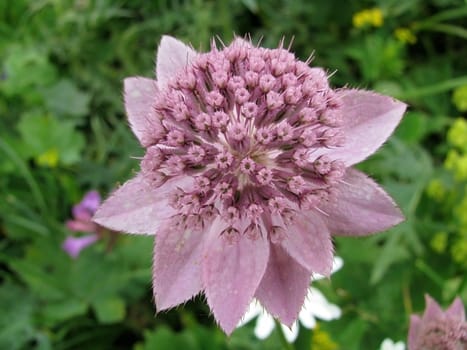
[94,36,406,333]
[408,295,466,350]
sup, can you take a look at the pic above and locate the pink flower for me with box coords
[63,190,101,258]
[93,36,406,333]
[62,234,99,259]
[408,295,466,350]
[66,190,101,233]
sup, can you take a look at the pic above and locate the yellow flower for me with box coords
[455,194,467,228]
[353,8,384,28]
[394,27,417,44]
[311,325,339,350]
[35,148,59,168]
[447,118,467,150]
[455,156,467,181]
[430,232,448,253]
[445,149,460,170]
[452,85,467,112]
[445,150,467,181]
[426,179,446,201]
[451,237,467,266]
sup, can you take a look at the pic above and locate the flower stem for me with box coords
[274,319,295,350]
[415,259,444,287]
[397,76,467,99]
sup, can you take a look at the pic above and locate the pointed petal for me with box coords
[254,313,275,339]
[312,89,406,166]
[153,220,204,310]
[280,212,334,276]
[332,256,344,273]
[446,297,465,321]
[124,77,158,144]
[93,174,193,234]
[381,339,406,350]
[395,342,406,350]
[156,35,197,89]
[320,168,404,236]
[422,294,443,321]
[304,288,341,321]
[298,306,317,329]
[237,300,262,327]
[255,243,311,326]
[380,339,391,350]
[407,315,421,350]
[281,323,298,343]
[313,256,344,281]
[203,218,269,334]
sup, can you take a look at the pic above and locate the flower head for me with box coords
[408,295,466,350]
[63,190,102,258]
[93,36,406,333]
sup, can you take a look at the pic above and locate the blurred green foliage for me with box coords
[1,0,466,349]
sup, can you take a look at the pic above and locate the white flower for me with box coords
[238,257,343,342]
[380,338,405,350]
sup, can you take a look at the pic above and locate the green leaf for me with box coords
[394,112,428,144]
[9,258,68,300]
[399,76,467,100]
[92,296,126,324]
[335,319,369,350]
[31,332,53,350]
[370,227,411,284]
[443,277,463,300]
[17,112,85,166]
[345,35,405,83]
[375,139,432,180]
[42,79,91,118]
[241,0,259,13]
[0,136,48,213]
[0,282,35,350]
[1,45,57,98]
[373,80,404,98]
[134,326,201,350]
[42,299,88,325]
